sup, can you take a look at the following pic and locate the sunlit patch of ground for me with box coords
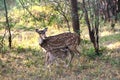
[100,30,113,37]
[106,42,120,50]
[107,41,120,54]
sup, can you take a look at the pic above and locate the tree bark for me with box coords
[4,0,12,48]
[70,0,80,37]
[118,0,120,13]
[82,0,100,55]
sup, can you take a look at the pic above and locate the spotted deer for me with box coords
[45,46,72,67]
[35,28,80,66]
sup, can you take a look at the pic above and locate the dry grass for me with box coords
[0,25,120,80]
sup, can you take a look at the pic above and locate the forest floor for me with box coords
[0,24,120,80]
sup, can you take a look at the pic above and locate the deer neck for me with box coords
[39,36,47,46]
[39,37,44,45]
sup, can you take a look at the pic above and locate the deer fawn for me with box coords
[35,28,80,67]
[45,46,72,67]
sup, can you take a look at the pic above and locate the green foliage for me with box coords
[100,54,120,67]
[14,25,35,31]
[81,39,91,44]
[0,45,9,54]
[84,47,97,59]
[9,8,36,29]
[6,5,66,30]
[100,33,120,42]
[16,46,25,53]
[23,57,34,67]
[82,44,105,59]
[0,0,71,31]
[81,40,97,59]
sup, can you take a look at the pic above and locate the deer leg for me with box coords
[72,45,81,56]
[47,52,56,67]
[74,48,81,57]
[45,52,49,67]
[66,50,74,67]
[69,46,80,56]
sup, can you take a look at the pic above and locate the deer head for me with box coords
[35,28,48,44]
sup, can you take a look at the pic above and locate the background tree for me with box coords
[99,0,118,29]
[82,0,100,54]
[49,0,71,32]
[18,0,80,35]
[118,0,120,13]
[4,0,12,48]
[70,0,80,36]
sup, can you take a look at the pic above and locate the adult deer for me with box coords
[36,28,80,66]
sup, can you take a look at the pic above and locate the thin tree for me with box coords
[49,0,71,32]
[4,0,12,48]
[82,0,100,54]
[99,0,118,25]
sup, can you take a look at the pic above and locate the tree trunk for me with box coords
[118,0,120,13]
[82,0,100,55]
[70,0,80,37]
[4,0,12,48]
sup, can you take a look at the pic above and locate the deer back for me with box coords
[40,32,80,51]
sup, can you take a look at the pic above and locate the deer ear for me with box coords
[44,27,48,32]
